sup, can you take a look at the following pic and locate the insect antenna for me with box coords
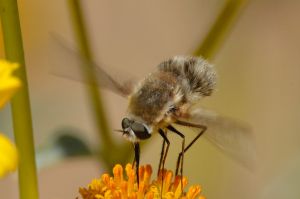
[113,129,127,136]
[114,129,124,132]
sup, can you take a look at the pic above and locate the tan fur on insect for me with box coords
[126,56,216,141]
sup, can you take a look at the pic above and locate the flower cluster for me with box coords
[0,59,20,178]
[78,164,205,199]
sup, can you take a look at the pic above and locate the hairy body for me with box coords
[126,56,216,141]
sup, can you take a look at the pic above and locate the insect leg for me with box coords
[157,133,166,176]
[132,143,136,168]
[174,120,207,175]
[158,128,170,171]
[134,142,140,187]
[166,125,185,192]
[158,128,170,195]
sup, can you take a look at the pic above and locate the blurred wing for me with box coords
[48,34,136,97]
[177,108,256,170]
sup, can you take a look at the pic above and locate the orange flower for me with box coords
[78,164,205,199]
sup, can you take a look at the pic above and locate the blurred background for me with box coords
[1,0,300,198]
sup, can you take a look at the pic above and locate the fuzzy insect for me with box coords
[51,40,255,187]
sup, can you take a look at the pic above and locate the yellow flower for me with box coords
[78,164,206,199]
[0,59,20,178]
[0,133,18,178]
[0,59,21,108]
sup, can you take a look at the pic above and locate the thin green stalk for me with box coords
[194,0,248,59]
[67,0,130,167]
[0,1,39,199]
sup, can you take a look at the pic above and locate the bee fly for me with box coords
[119,56,216,184]
[52,41,255,188]
[94,56,254,187]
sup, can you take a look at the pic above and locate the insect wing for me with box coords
[48,35,136,97]
[178,108,256,170]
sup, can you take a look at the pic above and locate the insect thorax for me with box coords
[128,72,180,125]
[158,56,216,98]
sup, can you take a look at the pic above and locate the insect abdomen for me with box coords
[158,56,216,99]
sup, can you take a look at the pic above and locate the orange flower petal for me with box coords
[78,164,205,199]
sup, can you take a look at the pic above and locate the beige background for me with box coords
[1,0,300,198]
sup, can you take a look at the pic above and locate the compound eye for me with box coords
[121,118,131,129]
[131,122,151,140]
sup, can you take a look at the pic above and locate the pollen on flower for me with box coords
[78,164,205,199]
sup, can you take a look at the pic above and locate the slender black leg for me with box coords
[158,129,170,174]
[132,143,136,168]
[167,125,185,193]
[132,156,136,169]
[174,120,207,175]
[158,129,170,195]
[157,135,166,176]
[134,143,140,187]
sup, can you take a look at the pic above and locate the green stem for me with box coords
[194,0,248,59]
[0,1,39,199]
[67,0,130,168]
